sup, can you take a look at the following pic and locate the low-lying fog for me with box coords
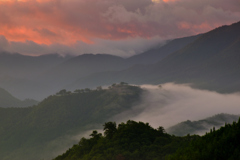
[51,83,240,159]
[112,83,240,129]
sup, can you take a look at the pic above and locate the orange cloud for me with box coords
[0,0,97,45]
[0,0,239,48]
[152,0,178,3]
[178,21,214,35]
[162,0,178,2]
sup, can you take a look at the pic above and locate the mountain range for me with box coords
[0,24,209,100]
[71,21,240,93]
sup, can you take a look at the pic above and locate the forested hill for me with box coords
[0,83,142,160]
[53,120,197,160]
[53,118,240,160]
[168,118,240,160]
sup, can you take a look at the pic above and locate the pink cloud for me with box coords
[0,0,239,56]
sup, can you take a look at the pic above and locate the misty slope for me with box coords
[167,113,240,136]
[0,83,142,160]
[37,54,132,88]
[0,52,71,78]
[0,53,72,100]
[127,34,200,65]
[0,87,38,108]
[71,21,240,93]
[146,21,240,92]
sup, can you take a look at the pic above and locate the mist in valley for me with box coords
[112,83,240,130]
[39,83,240,159]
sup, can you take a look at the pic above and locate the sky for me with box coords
[0,0,239,57]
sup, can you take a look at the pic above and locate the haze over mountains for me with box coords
[1,0,240,158]
[72,21,240,93]
[1,21,239,100]
[0,20,240,160]
[1,83,240,160]
[0,88,38,108]
[167,113,240,136]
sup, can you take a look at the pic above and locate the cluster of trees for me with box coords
[56,82,130,96]
[54,118,240,160]
[54,120,197,160]
[168,118,240,160]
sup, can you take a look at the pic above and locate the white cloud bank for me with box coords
[112,83,240,128]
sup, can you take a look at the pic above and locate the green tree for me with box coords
[103,122,117,139]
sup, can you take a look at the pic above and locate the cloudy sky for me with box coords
[0,0,239,57]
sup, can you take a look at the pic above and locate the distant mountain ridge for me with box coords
[167,113,240,136]
[0,21,239,100]
[0,52,71,78]
[71,21,240,93]
[0,33,198,100]
[0,87,38,108]
[127,34,200,65]
[0,53,72,100]
[36,54,131,89]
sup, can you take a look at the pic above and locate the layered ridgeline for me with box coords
[0,87,38,108]
[72,21,240,93]
[53,118,240,160]
[0,21,239,100]
[0,53,72,100]
[0,83,142,160]
[167,113,240,136]
[0,32,198,100]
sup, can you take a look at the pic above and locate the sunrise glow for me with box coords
[0,0,239,55]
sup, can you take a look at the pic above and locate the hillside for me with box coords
[167,113,240,136]
[127,34,200,65]
[53,118,240,160]
[148,21,240,92]
[71,21,240,93]
[0,87,38,108]
[53,120,197,160]
[0,83,142,160]
[168,118,240,160]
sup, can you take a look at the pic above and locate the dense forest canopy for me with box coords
[54,118,240,160]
